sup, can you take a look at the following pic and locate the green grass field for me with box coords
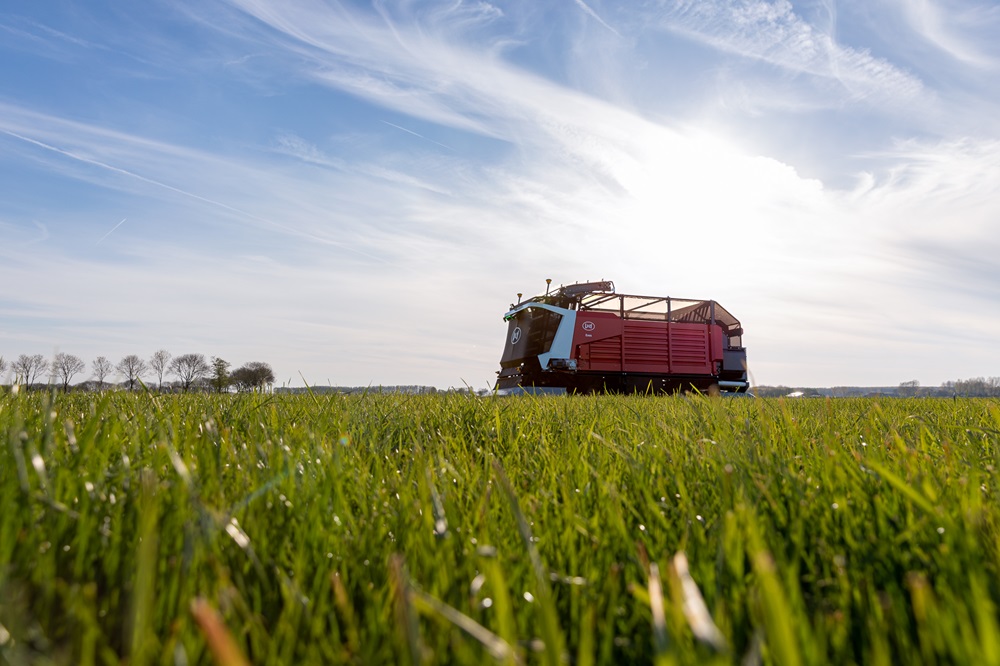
[2,390,999,665]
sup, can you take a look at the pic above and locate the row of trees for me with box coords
[0,351,275,393]
[754,377,1000,398]
[912,377,1000,398]
[872,378,1000,398]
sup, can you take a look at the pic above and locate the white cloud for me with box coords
[892,0,1000,67]
[656,0,926,106]
[572,0,622,37]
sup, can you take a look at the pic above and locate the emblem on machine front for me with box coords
[510,327,522,344]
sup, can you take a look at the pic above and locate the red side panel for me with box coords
[574,316,719,377]
[573,313,622,371]
[667,324,712,375]
[623,321,671,373]
[709,324,724,364]
[585,337,623,371]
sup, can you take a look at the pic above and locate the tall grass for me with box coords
[1,390,999,664]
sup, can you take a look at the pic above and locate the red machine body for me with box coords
[495,280,748,394]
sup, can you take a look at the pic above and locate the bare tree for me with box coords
[117,354,148,391]
[92,356,113,390]
[0,356,7,382]
[149,349,171,390]
[231,361,275,392]
[12,354,48,386]
[53,353,86,391]
[949,376,1000,397]
[169,353,210,392]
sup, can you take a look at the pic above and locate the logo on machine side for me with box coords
[581,321,596,331]
[510,327,522,344]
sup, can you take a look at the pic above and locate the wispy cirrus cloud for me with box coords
[654,0,926,105]
[0,15,109,58]
[891,0,1000,68]
[0,107,376,260]
[572,0,621,37]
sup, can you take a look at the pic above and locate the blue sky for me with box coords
[2,0,999,389]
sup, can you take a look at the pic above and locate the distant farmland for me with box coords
[2,391,999,664]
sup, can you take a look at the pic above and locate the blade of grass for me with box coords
[411,585,522,665]
[493,461,566,666]
[190,598,251,666]
[672,552,728,653]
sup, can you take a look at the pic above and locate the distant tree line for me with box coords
[274,385,446,396]
[936,377,1000,398]
[754,377,1000,398]
[0,351,274,393]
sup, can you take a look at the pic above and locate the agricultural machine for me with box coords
[495,280,748,394]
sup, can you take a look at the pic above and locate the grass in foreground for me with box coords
[2,390,999,665]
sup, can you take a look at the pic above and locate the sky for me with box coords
[1,0,999,390]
